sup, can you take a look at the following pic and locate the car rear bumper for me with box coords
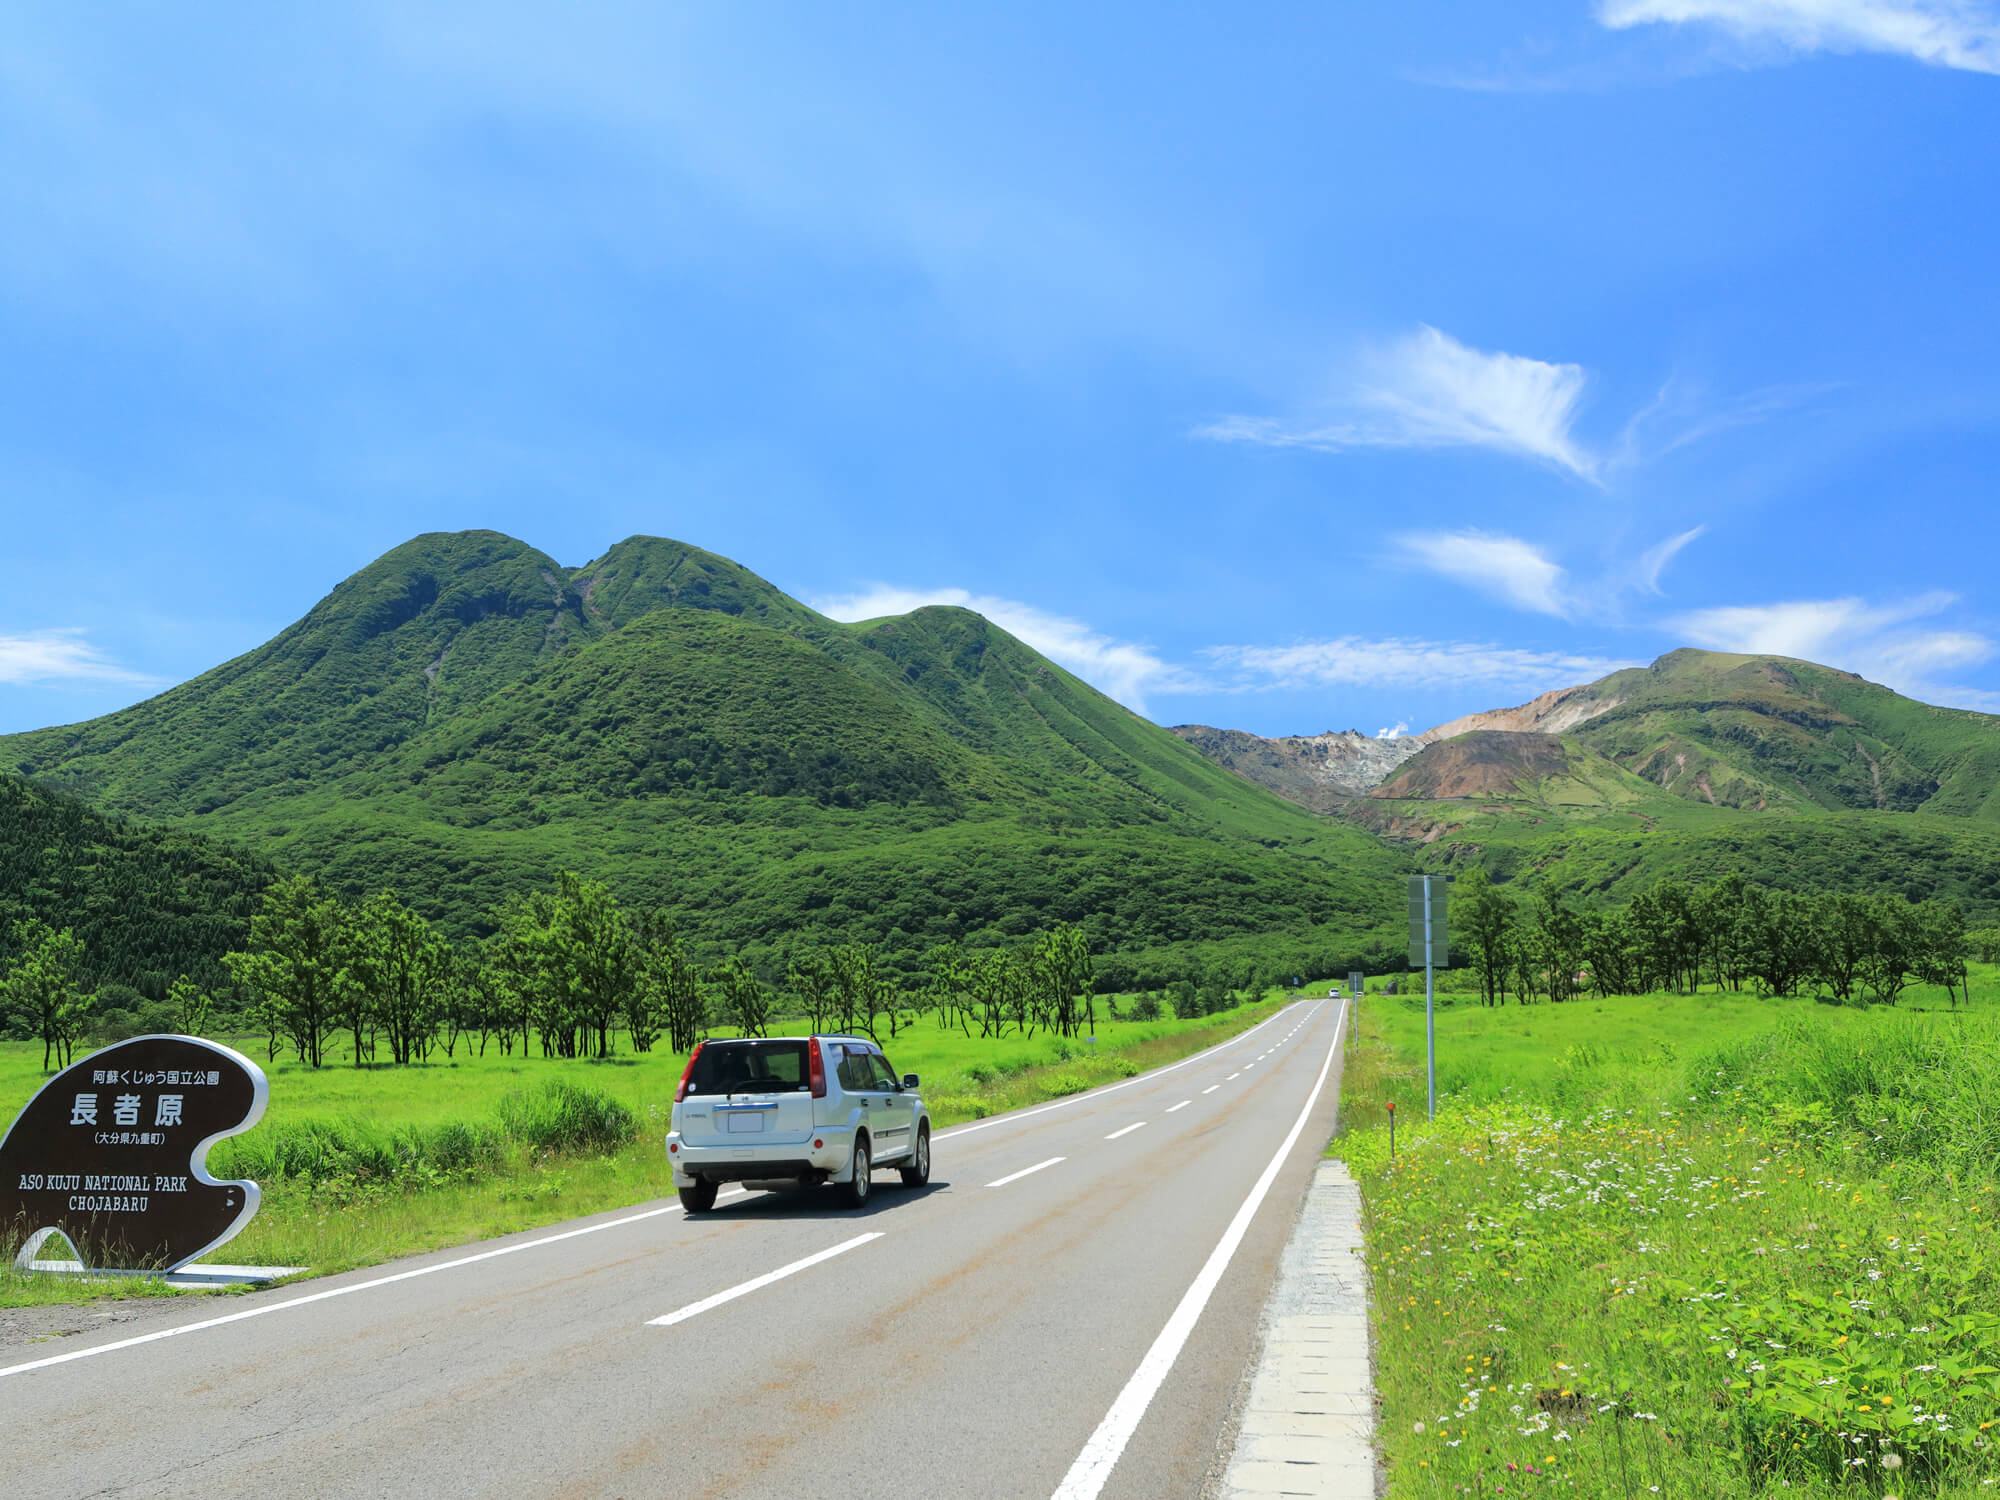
[667,1129,856,1187]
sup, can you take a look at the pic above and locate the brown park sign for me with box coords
[1,1035,268,1272]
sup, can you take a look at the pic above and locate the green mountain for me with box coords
[1430,649,2000,819]
[2,531,1410,976]
[0,774,274,998]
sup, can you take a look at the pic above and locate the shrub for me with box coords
[496,1079,638,1155]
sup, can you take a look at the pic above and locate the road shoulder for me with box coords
[1214,1157,1379,1499]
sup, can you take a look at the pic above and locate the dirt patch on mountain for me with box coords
[1370,731,1572,800]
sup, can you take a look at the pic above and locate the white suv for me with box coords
[666,1035,932,1212]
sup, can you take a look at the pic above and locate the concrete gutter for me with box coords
[1216,1157,1379,1497]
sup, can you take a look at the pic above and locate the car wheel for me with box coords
[842,1137,871,1208]
[678,1180,718,1213]
[899,1124,931,1187]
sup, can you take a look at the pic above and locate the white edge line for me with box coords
[647,1232,883,1328]
[986,1156,1066,1189]
[934,1002,1305,1144]
[1103,1122,1147,1140]
[1165,1101,1190,1113]
[1049,998,1346,1500]
[0,1186,736,1382]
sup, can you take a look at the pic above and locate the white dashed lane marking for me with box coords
[1165,1101,1190,1113]
[987,1157,1067,1189]
[649,1233,883,1328]
[1104,1122,1147,1141]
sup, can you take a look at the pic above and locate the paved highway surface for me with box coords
[3,998,1347,1499]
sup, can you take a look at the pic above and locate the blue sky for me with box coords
[4,2,1998,740]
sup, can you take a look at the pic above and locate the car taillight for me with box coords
[808,1036,827,1099]
[674,1041,704,1104]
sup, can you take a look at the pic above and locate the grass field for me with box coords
[1,993,1299,1309]
[1339,974,2000,1497]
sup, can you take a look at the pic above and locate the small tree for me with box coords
[166,975,214,1037]
[1457,867,1516,1007]
[224,874,347,1069]
[1913,900,1969,1007]
[713,956,772,1038]
[2,919,89,1069]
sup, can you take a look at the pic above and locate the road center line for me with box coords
[1201,1085,1220,1095]
[934,1002,1303,1144]
[987,1156,1066,1188]
[1050,1000,1344,1500]
[1226,1072,1240,1080]
[0,1187,742,1383]
[1104,1122,1147,1140]
[648,1233,883,1328]
[1165,1101,1190,1113]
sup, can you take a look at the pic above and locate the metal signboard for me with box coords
[1407,875,1450,968]
[1,1035,267,1272]
[1348,970,1364,996]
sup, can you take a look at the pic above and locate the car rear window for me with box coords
[686,1040,811,1095]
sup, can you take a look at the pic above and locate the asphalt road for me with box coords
[2,998,1347,1500]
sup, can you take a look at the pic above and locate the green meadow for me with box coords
[1341,975,2000,1498]
[1,992,1295,1308]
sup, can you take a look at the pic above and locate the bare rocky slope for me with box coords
[1167,726,1426,811]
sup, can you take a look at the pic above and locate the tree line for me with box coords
[1451,869,1972,1007]
[3,871,1123,1071]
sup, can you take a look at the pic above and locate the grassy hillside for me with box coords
[0,531,1412,968]
[1515,648,2000,817]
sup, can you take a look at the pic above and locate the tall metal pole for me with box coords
[1424,876,1436,1121]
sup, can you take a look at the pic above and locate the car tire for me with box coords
[678,1180,718,1214]
[842,1137,871,1208]
[899,1124,931,1187]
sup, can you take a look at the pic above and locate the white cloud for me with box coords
[1377,721,1412,739]
[1198,325,1599,481]
[0,629,161,687]
[1396,530,1572,617]
[810,585,1192,714]
[1673,591,1999,704]
[1637,525,1705,594]
[1599,0,2000,74]
[1203,637,1639,695]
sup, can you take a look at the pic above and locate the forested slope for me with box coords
[0,774,273,996]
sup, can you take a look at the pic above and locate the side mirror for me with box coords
[902,1073,920,1090]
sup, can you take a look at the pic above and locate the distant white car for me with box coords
[666,1035,932,1212]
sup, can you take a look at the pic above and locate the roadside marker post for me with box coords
[1387,1100,1396,1160]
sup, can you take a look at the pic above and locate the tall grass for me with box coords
[1343,991,2000,1498]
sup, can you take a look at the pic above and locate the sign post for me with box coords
[1,1034,268,1275]
[1407,875,1451,1121]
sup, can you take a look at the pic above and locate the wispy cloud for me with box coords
[1392,525,1705,621]
[0,629,161,687]
[1673,591,2000,706]
[1637,526,1705,594]
[1599,0,2000,75]
[1202,636,1639,695]
[810,584,1193,714]
[1395,531,1573,618]
[1198,325,1599,481]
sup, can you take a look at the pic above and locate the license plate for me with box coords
[725,1112,766,1133]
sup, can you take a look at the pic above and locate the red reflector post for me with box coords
[674,1041,705,1104]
